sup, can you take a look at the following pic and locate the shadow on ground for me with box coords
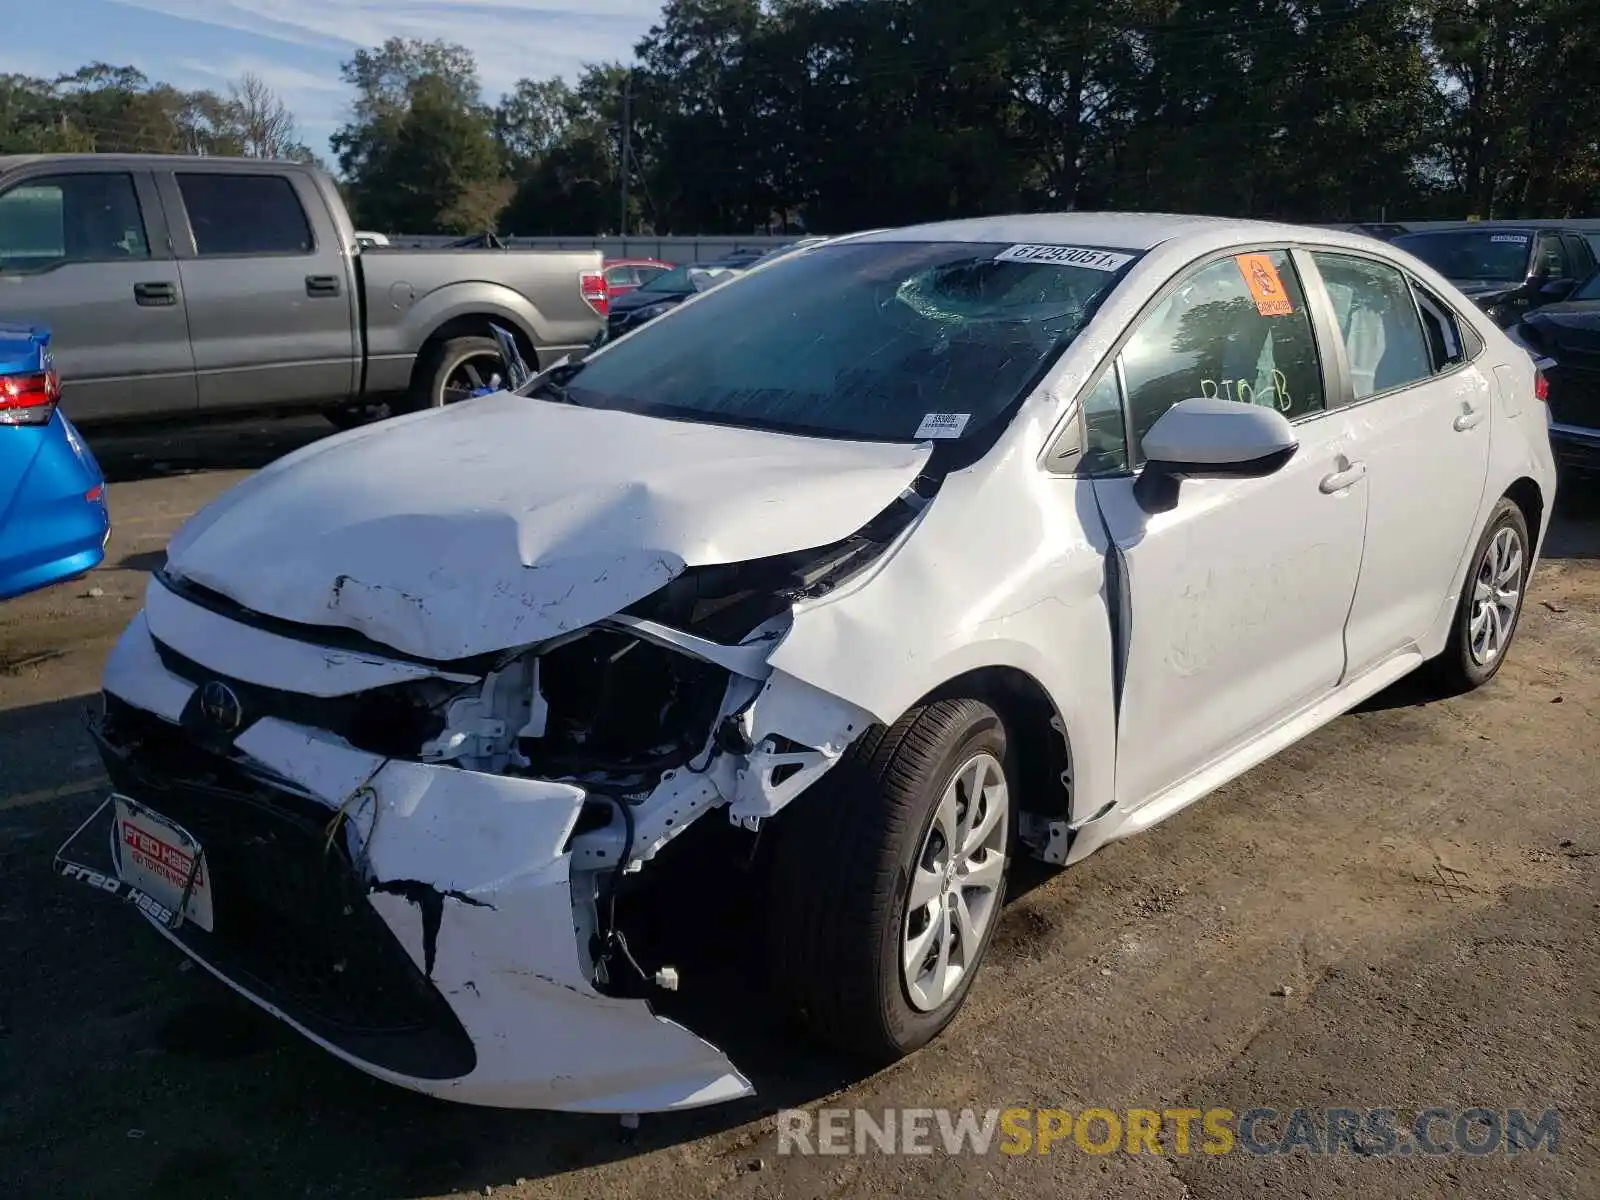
[78,414,335,485]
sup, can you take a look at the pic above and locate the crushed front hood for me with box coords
[166,395,931,661]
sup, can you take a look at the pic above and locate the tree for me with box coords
[332,39,502,233]
[227,72,313,160]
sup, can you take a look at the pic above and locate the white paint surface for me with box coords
[99,213,1560,1115]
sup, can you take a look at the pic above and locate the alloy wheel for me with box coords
[902,751,1010,1013]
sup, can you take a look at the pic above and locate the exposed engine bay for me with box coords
[388,485,938,995]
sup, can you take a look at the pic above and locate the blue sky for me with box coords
[6,0,663,158]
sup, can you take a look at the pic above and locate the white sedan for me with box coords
[60,214,1556,1113]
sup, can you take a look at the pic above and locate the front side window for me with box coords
[1393,230,1532,283]
[1559,233,1594,275]
[1538,235,1573,280]
[1079,370,1129,474]
[0,172,148,272]
[1312,253,1433,399]
[562,240,1136,442]
[176,173,313,256]
[1118,251,1324,461]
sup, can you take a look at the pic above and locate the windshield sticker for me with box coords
[1490,234,1530,243]
[1234,254,1294,317]
[916,412,971,439]
[995,245,1134,271]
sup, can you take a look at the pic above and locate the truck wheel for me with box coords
[767,699,1015,1064]
[408,336,508,412]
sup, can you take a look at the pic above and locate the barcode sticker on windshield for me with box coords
[916,412,971,439]
[1491,234,1530,243]
[996,245,1134,271]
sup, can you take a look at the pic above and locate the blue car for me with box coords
[0,324,109,600]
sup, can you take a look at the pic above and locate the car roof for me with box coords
[1394,224,1579,236]
[846,212,1312,252]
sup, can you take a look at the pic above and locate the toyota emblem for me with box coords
[198,680,244,732]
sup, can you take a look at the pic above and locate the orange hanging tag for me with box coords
[1235,254,1293,317]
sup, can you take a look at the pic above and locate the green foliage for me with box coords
[6,0,1599,234]
[332,38,506,234]
[0,65,318,160]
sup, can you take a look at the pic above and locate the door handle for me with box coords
[1453,405,1484,432]
[1319,461,1367,494]
[305,275,341,298]
[133,281,177,307]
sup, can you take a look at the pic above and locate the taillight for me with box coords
[1534,369,1549,403]
[579,271,609,317]
[0,367,59,426]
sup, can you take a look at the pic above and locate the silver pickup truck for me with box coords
[0,154,605,426]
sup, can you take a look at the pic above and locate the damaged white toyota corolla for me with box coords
[60,215,1557,1112]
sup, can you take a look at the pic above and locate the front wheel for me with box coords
[1431,497,1531,693]
[767,699,1016,1064]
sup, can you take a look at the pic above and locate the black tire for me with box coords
[322,403,385,431]
[404,335,507,414]
[767,698,1016,1064]
[1431,496,1531,694]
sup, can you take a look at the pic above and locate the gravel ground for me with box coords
[2,417,1596,1200]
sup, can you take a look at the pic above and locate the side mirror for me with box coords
[1539,278,1576,302]
[1133,397,1299,511]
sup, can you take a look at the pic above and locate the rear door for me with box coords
[160,168,358,412]
[1303,249,1493,676]
[0,165,196,421]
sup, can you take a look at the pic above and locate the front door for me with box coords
[1087,248,1369,811]
[1305,252,1492,675]
[0,168,197,421]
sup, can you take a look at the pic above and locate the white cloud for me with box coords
[173,56,346,95]
[110,0,661,98]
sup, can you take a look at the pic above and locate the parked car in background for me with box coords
[63,214,1553,1113]
[0,155,605,430]
[594,256,752,345]
[1509,270,1600,477]
[0,323,108,600]
[1391,223,1598,327]
[603,257,674,301]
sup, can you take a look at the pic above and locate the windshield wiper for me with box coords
[515,355,588,404]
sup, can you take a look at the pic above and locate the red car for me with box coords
[602,258,675,301]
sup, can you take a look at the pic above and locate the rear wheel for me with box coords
[1431,497,1530,693]
[767,699,1015,1063]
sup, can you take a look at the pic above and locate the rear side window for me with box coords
[1311,253,1433,400]
[1410,281,1476,372]
[177,173,313,257]
[1118,250,1324,461]
[0,172,148,271]
[604,265,638,286]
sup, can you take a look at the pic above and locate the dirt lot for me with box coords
[2,417,1597,1200]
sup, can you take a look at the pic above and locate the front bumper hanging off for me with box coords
[57,622,755,1113]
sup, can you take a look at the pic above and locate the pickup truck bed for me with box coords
[0,154,605,424]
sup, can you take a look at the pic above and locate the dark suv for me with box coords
[1391,224,1598,327]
